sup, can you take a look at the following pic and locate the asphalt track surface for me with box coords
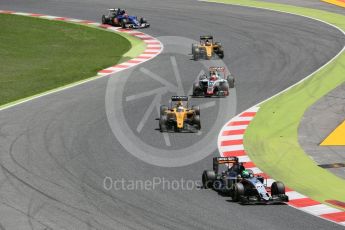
[0,0,345,229]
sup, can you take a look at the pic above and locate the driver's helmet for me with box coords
[241,170,250,178]
[205,39,211,46]
[177,106,184,112]
[248,171,254,178]
[176,101,183,107]
[210,71,217,80]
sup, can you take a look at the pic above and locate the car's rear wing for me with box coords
[209,67,225,72]
[213,157,239,173]
[200,35,213,40]
[171,96,188,101]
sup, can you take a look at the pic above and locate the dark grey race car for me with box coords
[202,157,289,204]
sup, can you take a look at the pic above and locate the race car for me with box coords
[101,8,150,29]
[202,157,289,204]
[159,96,201,132]
[193,67,235,97]
[192,35,224,60]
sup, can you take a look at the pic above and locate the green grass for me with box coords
[206,0,345,208]
[0,14,145,106]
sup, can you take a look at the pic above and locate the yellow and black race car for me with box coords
[192,35,224,60]
[159,96,201,132]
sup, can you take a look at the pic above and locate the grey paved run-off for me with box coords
[259,0,345,14]
[299,83,345,179]
[0,0,345,229]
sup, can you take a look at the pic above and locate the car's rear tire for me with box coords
[192,83,201,96]
[202,170,216,189]
[271,181,285,195]
[233,182,245,202]
[102,15,107,24]
[160,105,168,117]
[192,106,200,115]
[227,75,235,88]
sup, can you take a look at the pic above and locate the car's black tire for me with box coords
[233,182,245,202]
[219,82,229,94]
[217,50,224,59]
[192,44,198,53]
[140,17,147,23]
[227,75,235,88]
[121,19,127,28]
[192,83,201,96]
[202,170,216,189]
[193,48,200,61]
[192,106,200,115]
[193,115,201,130]
[159,115,168,132]
[160,105,168,117]
[102,15,107,24]
[271,181,286,195]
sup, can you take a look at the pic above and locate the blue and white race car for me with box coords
[101,8,150,29]
[202,157,289,204]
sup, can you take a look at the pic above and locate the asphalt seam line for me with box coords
[0,10,163,112]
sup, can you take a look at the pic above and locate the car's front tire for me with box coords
[159,115,168,132]
[217,49,224,59]
[271,181,286,195]
[121,19,127,28]
[233,182,245,202]
[140,17,147,23]
[193,115,201,130]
